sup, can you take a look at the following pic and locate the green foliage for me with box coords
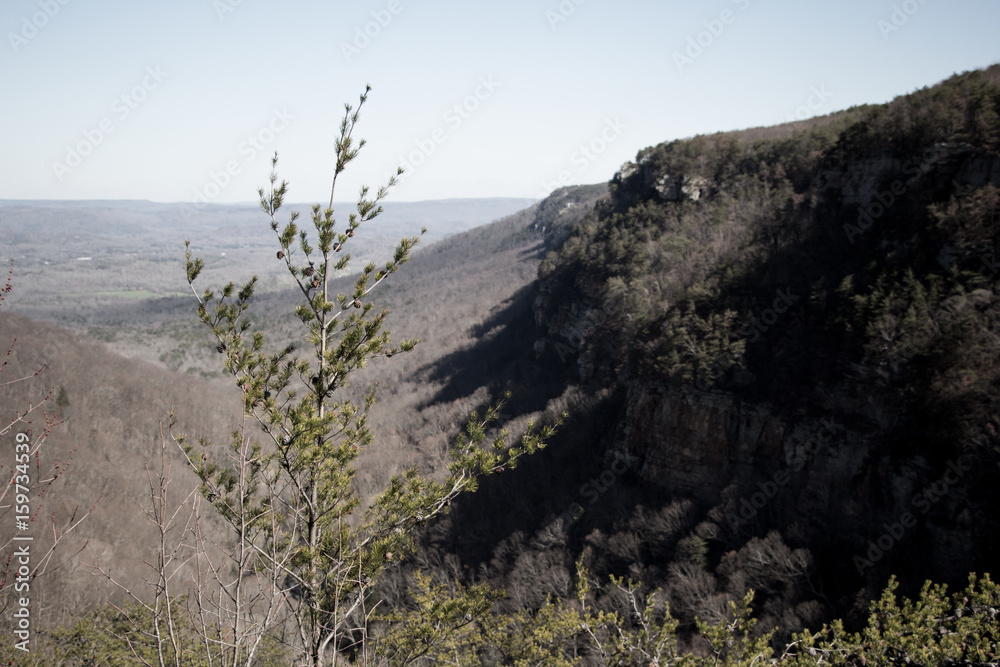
[479,597,588,666]
[0,641,54,667]
[26,570,1000,665]
[591,574,690,667]
[931,183,1000,283]
[675,534,709,569]
[782,574,1000,665]
[536,119,837,388]
[696,591,774,666]
[374,572,586,666]
[373,571,502,665]
[656,303,745,387]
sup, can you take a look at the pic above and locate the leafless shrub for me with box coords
[665,561,729,624]
[0,266,96,647]
[717,530,813,597]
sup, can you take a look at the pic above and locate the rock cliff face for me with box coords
[613,374,984,578]
[611,380,864,521]
[815,143,1000,207]
[614,160,709,203]
[617,383,785,498]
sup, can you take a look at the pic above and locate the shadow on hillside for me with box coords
[415,283,570,416]
[428,386,634,571]
[411,279,667,578]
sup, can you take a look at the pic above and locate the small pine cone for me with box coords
[303,266,315,277]
[311,277,321,288]
[216,344,225,353]
[276,250,285,260]
[353,298,362,308]
[346,228,355,238]
[334,243,343,252]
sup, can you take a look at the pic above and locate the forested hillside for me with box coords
[382,65,1000,655]
[3,66,1000,664]
[0,310,245,625]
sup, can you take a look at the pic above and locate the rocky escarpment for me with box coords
[815,142,1000,207]
[609,379,983,582]
[613,158,709,204]
[531,68,1000,596]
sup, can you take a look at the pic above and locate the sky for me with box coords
[2,0,999,205]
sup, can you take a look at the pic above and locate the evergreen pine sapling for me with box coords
[179,87,559,666]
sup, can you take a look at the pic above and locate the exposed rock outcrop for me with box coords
[615,160,710,203]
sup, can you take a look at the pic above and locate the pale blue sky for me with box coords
[2,0,998,204]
